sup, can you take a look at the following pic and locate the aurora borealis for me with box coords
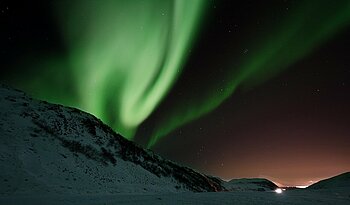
[53,0,207,139]
[1,0,350,187]
[146,0,350,147]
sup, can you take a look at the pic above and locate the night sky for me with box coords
[1,0,350,187]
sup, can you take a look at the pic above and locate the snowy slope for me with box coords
[0,84,224,197]
[308,172,350,190]
[224,178,278,191]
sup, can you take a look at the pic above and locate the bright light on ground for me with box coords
[275,188,283,194]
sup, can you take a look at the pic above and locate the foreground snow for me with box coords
[1,189,349,205]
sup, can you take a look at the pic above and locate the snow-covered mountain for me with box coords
[308,172,350,190]
[0,84,225,196]
[223,178,278,191]
[1,84,350,204]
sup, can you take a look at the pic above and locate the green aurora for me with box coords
[55,0,207,138]
[11,0,350,147]
[147,1,350,147]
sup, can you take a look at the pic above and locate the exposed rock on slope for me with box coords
[0,84,225,196]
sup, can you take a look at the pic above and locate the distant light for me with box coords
[296,185,308,189]
[275,188,283,194]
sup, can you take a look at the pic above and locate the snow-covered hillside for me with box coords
[0,84,224,196]
[224,178,278,191]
